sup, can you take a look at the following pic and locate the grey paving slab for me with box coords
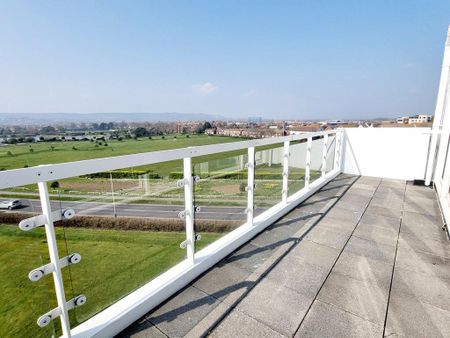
[286,239,340,268]
[304,224,351,250]
[375,186,405,198]
[210,309,286,338]
[119,318,166,338]
[224,242,282,273]
[266,258,330,298]
[355,176,381,186]
[404,195,441,216]
[395,245,450,280]
[365,204,402,219]
[405,184,436,199]
[317,271,388,324]
[391,267,450,312]
[358,212,401,232]
[317,214,357,233]
[353,223,398,247]
[401,211,446,242]
[398,232,450,259]
[294,300,383,338]
[380,178,406,188]
[324,206,364,224]
[146,286,221,338]
[344,236,397,263]
[351,182,378,192]
[332,251,392,288]
[370,195,403,211]
[235,277,313,336]
[385,290,450,338]
[193,260,256,303]
[121,175,450,338]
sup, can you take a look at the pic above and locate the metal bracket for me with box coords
[179,239,189,249]
[19,208,75,231]
[193,175,201,184]
[28,253,82,282]
[194,205,201,213]
[245,162,254,169]
[176,179,188,188]
[245,185,253,192]
[178,210,190,220]
[245,207,253,214]
[180,233,201,249]
[37,295,86,328]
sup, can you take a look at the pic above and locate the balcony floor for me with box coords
[119,174,450,338]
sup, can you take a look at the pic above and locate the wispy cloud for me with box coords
[243,89,257,97]
[402,62,416,68]
[192,82,218,95]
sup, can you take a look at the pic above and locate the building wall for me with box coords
[342,128,431,180]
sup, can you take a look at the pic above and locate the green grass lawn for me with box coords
[0,135,240,171]
[0,223,220,338]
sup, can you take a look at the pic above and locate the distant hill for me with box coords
[0,112,228,125]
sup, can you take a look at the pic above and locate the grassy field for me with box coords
[0,223,220,338]
[0,134,240,170]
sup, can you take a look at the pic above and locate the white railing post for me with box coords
[305,137,312,188]
[425,26,450,186]
[247,147,255,226]
[334,131,342,171]
[440,144,450,197]
[37,182,71,338]
[183,157,195,263]
[322,134,328,177]
[282,141,290,204]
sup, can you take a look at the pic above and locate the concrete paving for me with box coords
[118,175,450,338]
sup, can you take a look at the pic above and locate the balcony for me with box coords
[1,27,450,338]
[120,174,449,338]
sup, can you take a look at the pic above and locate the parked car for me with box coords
[0,200,22,210]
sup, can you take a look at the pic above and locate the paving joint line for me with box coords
[292,177,383,337]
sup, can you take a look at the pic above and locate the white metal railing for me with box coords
[426,26,450,235]
[0,129,343,337]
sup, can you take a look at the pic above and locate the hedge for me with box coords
[0,212,241,233]
[83,171,160,179]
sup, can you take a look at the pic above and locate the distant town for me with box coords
[0,113,432,145]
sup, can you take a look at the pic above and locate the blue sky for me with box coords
[0,1,449,119]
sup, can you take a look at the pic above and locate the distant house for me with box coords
[204,128,217,135]
[397,114,432,124]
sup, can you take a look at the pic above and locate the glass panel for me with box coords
[326,134,336,173]
[0,184,58,338]
[310,137,324,184]
[254,144,284,210]
[55,160,188,325]
[193,150,248,251]
[288,140,307,196]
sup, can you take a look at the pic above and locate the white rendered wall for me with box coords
[342,128,431,180]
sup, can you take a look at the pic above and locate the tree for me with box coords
[40,126,56,134]
[133,127,149,138]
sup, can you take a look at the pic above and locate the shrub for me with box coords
[161,135,165,140]
[82,171,160,179]
[168,172,183,179]
[6,151,12,156]
[239,182,247,192]
[29,148,34,153]
[50,181,60,188]
[72,146,77,150]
